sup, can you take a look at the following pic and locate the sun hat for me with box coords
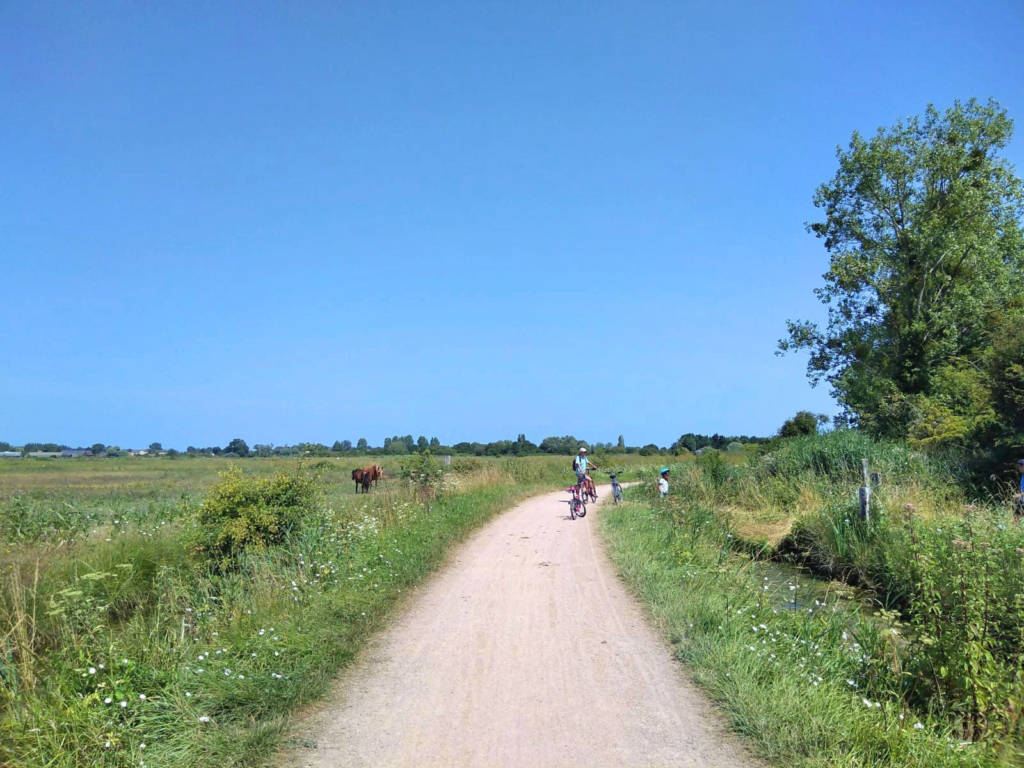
[579,447,587,452]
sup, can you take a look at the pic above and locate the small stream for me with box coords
[755,558,879,620]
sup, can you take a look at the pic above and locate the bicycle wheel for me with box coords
[578,501,586,517]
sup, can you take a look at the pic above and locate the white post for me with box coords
[859,458,870,522]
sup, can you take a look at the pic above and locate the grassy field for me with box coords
[600,433,1024,766]
[0,452,660,767]
[0,455,516,766]
[9,444,1007,768]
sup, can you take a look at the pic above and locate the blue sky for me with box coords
[2,1,1023,449]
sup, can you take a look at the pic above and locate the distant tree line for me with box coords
[1,432,769,458]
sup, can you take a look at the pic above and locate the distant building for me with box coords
[27,451,61,458]
[0,451,21,458]
[61,449,93,458]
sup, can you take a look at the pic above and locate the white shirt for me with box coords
[658,477,669,496]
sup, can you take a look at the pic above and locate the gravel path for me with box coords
[277,486,762,768]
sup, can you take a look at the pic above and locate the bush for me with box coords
[193,467,318,561]
[400,451,446,490]
[696,450,731,492]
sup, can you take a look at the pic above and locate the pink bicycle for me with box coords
[566,485,587,519]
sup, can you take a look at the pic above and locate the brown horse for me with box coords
[352,468,366,493]
[367,464,383,487]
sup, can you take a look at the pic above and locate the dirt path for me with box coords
[278,487,761,768]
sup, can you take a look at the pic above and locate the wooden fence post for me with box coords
[859,458,871,522]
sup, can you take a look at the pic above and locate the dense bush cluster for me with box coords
[193,468,319,560]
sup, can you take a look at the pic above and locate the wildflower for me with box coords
[104,697,113,704]
[198,715,211,723]
[89,667,97,675]
[846,679,856,687]
[862,698,873,707]
[120,701,127,708]
[914,722,924,729]
[139,694,146,700]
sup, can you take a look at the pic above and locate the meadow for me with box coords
[1,455,502,766]
[7,443,1018,768]
[0,453,653,767]
[602,433,1024,767]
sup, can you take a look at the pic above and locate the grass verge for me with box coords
[1,462,560,767]
[599,495,1010,767]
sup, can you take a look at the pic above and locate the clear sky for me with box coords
[2,1,1023,449]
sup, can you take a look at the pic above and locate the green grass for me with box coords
[0,455,578,767]
[599,494,1008,767]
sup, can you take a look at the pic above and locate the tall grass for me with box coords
[660,431,1024,754]
[600,495,1002,767]
[0,456,568,767]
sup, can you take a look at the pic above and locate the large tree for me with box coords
[780,99,1024,443]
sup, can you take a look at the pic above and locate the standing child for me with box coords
[657,467,670,498]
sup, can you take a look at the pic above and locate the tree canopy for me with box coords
[780,99,1024,449]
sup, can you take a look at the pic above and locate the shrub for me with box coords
[193,467,318,561]
[400,451,446,489]
[696,450,731,492]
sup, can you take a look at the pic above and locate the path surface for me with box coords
[278,487,761,768]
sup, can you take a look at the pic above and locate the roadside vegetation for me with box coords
[0,454,597,767]
[602,430,1024,766]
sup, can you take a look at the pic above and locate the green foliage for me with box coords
[779,410,822,438]
[193,468,318,560]
[756,430,945,492]
[0,456,564,767]
[695,450,731,493]
[673,430,1024,748]
[222,438,250,457]
[896,513,1024,742]
[399,451,445,494]
[780,99,1024,450]
[671,432,764,452]
[601,499,1003,767]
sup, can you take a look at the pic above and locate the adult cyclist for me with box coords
[573,447,598,495]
